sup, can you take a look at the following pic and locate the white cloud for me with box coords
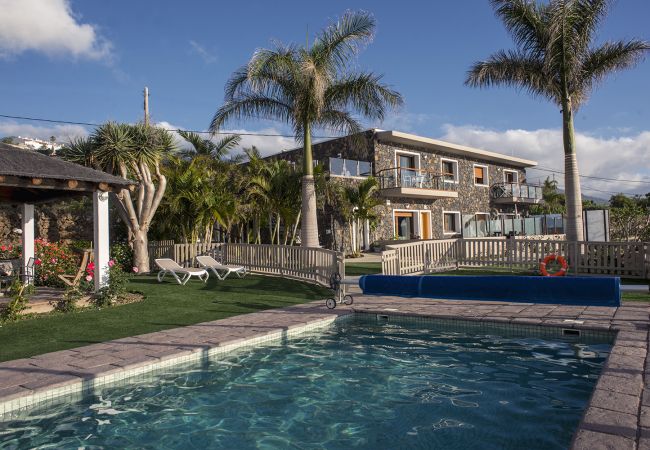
[0,0,112,60]
[439,124,650,197]
[0,121,89,144]
[189,40,217,64]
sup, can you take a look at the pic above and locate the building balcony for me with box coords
[490,182,543,204]
[377,168,458,199]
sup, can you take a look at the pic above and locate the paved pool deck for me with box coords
[1,292,649,450]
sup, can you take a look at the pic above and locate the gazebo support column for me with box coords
[21,203,35,284]
[93,191,110,290]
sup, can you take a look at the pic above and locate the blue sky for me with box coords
[1,0,649,196]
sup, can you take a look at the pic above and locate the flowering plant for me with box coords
[0,244,20,260]
[34,239,78,287]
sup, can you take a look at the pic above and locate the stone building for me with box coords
[268,129,540,251]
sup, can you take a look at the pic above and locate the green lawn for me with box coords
[344,262,382,276]
[0,275,330,362]
[345,263,650,302]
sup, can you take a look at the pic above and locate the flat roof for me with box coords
[375,130,537,168]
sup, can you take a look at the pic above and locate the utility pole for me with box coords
[143,86,150,126]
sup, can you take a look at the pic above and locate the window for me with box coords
[441,158,458,183]
[474,164,489,186]
[329,157,371,177]
[397,153,416,170]
[504,170,518,184]
[443,211,461,235]
[394,211,416,239]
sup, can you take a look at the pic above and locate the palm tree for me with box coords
[466,0,649,241]
[177,130,243,162]
[61,122,176,272]
[210,10,403,247]
[343,177,381,255]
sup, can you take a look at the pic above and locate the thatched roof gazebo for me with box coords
[0,143,134,290]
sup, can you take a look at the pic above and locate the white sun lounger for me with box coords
[196,255,248,281]
[155,258,209,285]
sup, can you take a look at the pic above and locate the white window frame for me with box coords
[473,164,489,187]
[393,150,421,170]
[440,158,459,184]
[442,210,461,235]
[503,169,519,184]
[392,209,420,239]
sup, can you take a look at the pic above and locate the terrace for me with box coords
[490,181,543,204]
[376,167,459,199]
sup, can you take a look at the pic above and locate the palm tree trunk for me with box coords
[300,122,319,247]
[562,97,584,242]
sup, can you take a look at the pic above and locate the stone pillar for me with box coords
[21,204,35,284]
[93,191,110,290]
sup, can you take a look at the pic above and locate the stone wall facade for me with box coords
[265,129,535,251]
[0,200,94,245]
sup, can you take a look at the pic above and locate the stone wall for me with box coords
[371,139,529,242]
[0,199,94,245]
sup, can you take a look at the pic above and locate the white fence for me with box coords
[382,238,649,279]
[148,241,344,287]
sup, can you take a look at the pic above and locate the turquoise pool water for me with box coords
[1,317,611,449]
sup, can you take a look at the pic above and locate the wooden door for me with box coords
[420,211,431,240]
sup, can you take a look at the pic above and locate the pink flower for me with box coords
[50,258,57,264]
[132,266,139,273]
[85,275,93,282]
[87,262,95,271]
[108,260,115,267]
[1,245,6,251]
[34,259,42,266]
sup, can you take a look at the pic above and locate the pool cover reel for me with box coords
[358,275,621,307]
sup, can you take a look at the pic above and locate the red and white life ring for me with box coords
[540,254,568,276]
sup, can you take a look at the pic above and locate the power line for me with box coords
[0,113,337,139]
[531,166,650,185]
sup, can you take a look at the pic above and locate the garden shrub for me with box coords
[0,244,20,259]
[0,279,34,322]
[110,242,133,271]
[94,262,130,307]
[54,286,84,313]
[34,239,79,287]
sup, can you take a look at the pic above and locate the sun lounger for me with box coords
[155,258,209,285]
[196,255,248,281]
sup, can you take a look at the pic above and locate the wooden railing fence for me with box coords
[148,241,343,287]
[382,237,649,279]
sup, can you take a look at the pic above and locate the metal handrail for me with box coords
[376,167,457,191]
[490,182,543,200]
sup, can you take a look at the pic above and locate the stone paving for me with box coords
[1,293,649,449]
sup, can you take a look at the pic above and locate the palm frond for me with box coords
[310,10,375,73]
[210,94,293,132]
[466,50,558,103]
[326,72,403,121]
[490,0,550,56]
[580,39,650,96]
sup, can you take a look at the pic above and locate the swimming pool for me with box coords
[1,316,611,449]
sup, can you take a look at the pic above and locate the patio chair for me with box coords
[20,257,35,284]
[196,255,248,281]
[155,258,209,285]
[58,249,92,287]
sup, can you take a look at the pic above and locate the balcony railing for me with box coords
[377,167,458,191]
[490,182,543,203]
[376,167,458,199]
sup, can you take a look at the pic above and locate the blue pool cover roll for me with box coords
[358,275,621,307]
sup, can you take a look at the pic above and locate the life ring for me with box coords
[540,254,568,276]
